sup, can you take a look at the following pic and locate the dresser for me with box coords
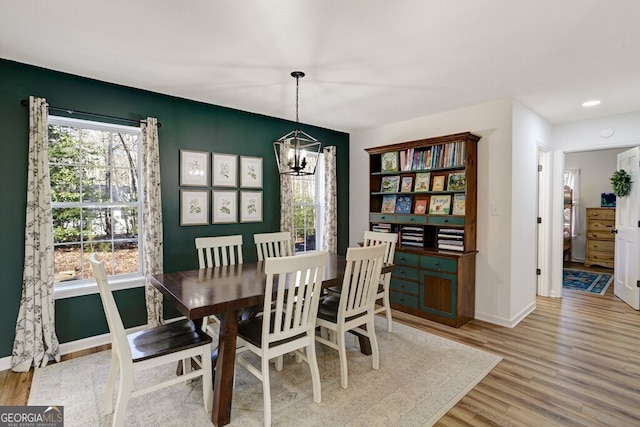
[584,207,615,268]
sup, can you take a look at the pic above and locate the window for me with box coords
[292,153,324,253]
[48,116,142,294]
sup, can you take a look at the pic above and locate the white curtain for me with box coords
[11,96,60,372]
[322,146,337,253]
[141,118,164,326]
[564,169,580,239]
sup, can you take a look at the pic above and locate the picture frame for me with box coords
[180,189,209,226]
[432,175,445,192]
[400,176,413,192]
[380,176,400,192]
[452,193,466,215]
[212,153,237,187]
[447,171,466,191]
[212,190,237,223]
[428,194,451,215]
[240,191,262,223]
[179,149,209,187]
[381,151,399,172]
[240,156,263,188]
[414,172,431,192]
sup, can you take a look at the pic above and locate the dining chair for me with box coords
[363,231,398,332]
[195,235,244,333]
[315,244,386,389]
[89,253,213,427]
[235,251,327,427]
[254,231,293,261]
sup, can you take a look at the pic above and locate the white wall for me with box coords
[350,98,522,326]
[549,111,640,296]
[511,102,552,322]
[565,148,626,261]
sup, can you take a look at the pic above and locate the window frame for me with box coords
[48,116,145,299]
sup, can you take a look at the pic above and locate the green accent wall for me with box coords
[0,59,349,359]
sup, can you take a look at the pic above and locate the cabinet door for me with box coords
[420,270,457,319]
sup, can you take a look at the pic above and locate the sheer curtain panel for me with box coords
[141,118,164,326]
[11,96,60,372]
[280,142,294,236]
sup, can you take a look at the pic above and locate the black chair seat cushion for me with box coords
[317,296,367,323]
[128,319,213,363]
[237,312,306,349]
[325,284,384,297]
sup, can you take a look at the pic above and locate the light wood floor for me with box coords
[2,281,638,426]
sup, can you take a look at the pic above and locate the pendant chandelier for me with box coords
[273,71,322,176]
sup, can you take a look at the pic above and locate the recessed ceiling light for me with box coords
[582,100,601,107]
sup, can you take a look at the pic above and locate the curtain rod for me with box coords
[20,99,162,128]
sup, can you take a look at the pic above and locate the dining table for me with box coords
[150,252,393,427]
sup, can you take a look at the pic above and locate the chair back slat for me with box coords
[88,253,132,361]
[195,235,243,268]
[254,231,293,261]
[339,245,386,320]
[263,251,327,345]
[363,230,397,264]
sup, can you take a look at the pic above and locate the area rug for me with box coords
[563,268,613,295]
[28,317,500,426]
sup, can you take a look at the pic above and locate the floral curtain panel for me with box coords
[12,96,60,372]
[141,118,164,326]
[322,146,337,253]
[280,143,294,236]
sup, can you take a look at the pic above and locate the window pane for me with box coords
[50,166,80,202]
[82,207,113,241]
[114,241,139,275]
[112,167,138,202]
[113,207,138,238]
[82,167,110,202]
[49,125,80,164]
[53,244,81,283]
[52,207,82,243]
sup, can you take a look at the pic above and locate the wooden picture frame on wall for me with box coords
[240,156,263,188]
[180,189,209,226]
[212,190,237,224]
[179,149,209,187]
[212,153,237,187]
[240,191,263,223]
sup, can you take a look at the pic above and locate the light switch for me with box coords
[491,204,500,216]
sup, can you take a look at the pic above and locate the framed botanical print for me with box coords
[180,189,209,226]
[240,191,263,223]
[212,190,237,223]
[240,156,263,188]
[179,149,209,187]
[212,153,237,187]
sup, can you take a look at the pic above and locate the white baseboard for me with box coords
[0,317,185,372]
[475,301,535,328]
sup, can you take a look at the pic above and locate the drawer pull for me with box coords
[611,229,618,234]
[443,219,448,223]
[381,216,386,220]
[409,217,415,221]
[435,262,440,266]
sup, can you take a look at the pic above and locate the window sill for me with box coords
[54,274,146,300]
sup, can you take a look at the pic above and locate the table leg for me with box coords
[211,310,239,427]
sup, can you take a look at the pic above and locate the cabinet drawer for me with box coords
[587,240,614,253]
[370,213,396,222]
[587,209,615,220]
[390,290,419,309]
[586,251,614,263]
[394,251,419,266]
[428,216,464,226]
[392,265,420,281]
[390,278,419,295]
[421,255,457,273]
[587,230,614,241]
[587,220,614,233]
[396,214,427,224]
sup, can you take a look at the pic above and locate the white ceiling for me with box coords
[2,1,640,133]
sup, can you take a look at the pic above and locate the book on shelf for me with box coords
[438,240,463,246]
[414,172,430,192]
[381,195,397,213]
[381,151,399,172]
[372,223,392,233]
[432,175,445,191]
[400,176,413,192]
[414,199,427,214]
[452,193,465,215]
[395,195,413,214]
[380,176,400,192]
[447,172,466,191]
[428,194,451,215]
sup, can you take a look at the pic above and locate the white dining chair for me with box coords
[315,244,385,389]
[363,230,398,332]
[235,251,327,427]
[254,231,293,261]
[195,235,243,334]
[89,253,213,427]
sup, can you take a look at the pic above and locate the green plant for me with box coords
[611,169,632,197]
